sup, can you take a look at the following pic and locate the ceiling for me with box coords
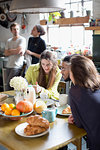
[0,0,100,19]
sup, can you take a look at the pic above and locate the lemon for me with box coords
[34,100,47,114]
[9,103,16,110]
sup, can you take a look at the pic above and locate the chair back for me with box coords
[20,60,27,77]
[58,81,66,94]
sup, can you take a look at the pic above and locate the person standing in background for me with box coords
[4,23,26,91]
[25,24,46,64]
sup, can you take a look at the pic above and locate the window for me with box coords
[41,0,93,56]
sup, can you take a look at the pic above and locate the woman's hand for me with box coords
[68,114,74,124]
[33,83,42,94]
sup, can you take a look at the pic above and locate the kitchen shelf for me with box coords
[85,26,100,30]
[40,16,89,26]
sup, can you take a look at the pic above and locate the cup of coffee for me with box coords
[59,94,68,106]
[42,108,57,123]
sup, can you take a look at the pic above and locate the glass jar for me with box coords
[14,90,24,104]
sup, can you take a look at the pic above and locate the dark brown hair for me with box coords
[70,55,100,91]
[37,50,57,89]
[10,23,20,31]
[36,25,45,36]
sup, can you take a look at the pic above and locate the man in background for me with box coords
[4,23,26,91]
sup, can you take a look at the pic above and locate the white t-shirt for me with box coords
[5,36,26,68]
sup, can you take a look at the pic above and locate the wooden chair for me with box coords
[58,81,66,94]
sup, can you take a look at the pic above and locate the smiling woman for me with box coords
[25,50,62,100]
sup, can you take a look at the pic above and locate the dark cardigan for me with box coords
[69,85,100,150]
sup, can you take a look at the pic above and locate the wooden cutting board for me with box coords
[0,94,8,102]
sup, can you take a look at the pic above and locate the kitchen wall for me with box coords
[93,0,100,19]
[0,13,40,51]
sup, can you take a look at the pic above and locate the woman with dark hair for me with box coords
[25,24,46,64]
[61,54,76,82]
[68,55,100,150]
[25,50,62,100]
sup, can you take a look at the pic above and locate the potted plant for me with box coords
[48,12,61,23]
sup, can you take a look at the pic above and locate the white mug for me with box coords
[59,94,68,106]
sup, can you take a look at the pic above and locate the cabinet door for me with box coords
[93,34,100,62]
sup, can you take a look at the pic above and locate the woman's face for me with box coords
[31,26,40,37]
[41,59,53,74]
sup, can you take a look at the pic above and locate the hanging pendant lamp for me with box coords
[10,0,65,14]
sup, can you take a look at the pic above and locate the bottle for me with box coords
[25,85,36,105]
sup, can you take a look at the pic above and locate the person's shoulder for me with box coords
[39,37,45,43]
[70,85,90,96]
[29,37,34,40]
[28,63,40,71]
[19,36,26,40]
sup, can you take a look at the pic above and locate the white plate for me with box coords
[36,98,54,107]
[15,122,50,138]
[57,104,71,116]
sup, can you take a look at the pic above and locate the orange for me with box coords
[9,103,16,110]
[34,100,47,114]
[11,109,20,116]
[1,103,10,112]
[5,107,12,115]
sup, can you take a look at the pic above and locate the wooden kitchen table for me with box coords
[0,91,87,150]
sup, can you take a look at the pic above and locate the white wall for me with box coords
[0,13,40,51]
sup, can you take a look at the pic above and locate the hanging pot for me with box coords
[6,4,17,22]
[0,13,7,21]
[7,12,17,22]
[0,7,9,28]
[0,5,17,29]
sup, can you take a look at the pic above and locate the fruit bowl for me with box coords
[0,109,33,120]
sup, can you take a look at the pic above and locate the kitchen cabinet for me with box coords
[85,27,100,73]
[92,34,100,73]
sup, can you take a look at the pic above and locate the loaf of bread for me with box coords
[62,106,71,114]
[26,115,49,129]
[24,125,46,136]
[24,115,49,136]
